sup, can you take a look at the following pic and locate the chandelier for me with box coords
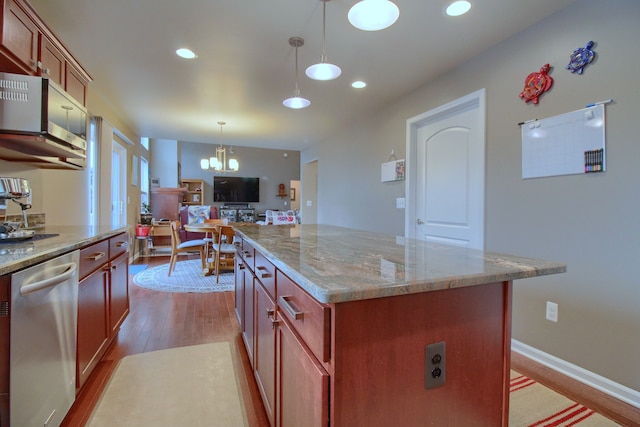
[200,121,239,172]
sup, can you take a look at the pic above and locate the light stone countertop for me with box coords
[234,224,566,304]
[0,225,129,276]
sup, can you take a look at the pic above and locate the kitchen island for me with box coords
[233,224,565,427]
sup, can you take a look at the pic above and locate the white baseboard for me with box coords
[512,339,640,410]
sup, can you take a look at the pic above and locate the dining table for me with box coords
[183,222,222,276]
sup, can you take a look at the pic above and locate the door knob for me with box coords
[416,218,424,225]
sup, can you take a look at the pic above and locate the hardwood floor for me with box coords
[62,254,638,427]
[61,255,270,427]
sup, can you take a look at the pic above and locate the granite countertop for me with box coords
[0,225,129,276]
[234,224,566,304]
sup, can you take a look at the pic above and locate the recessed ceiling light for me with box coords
[446,1,471,17]
[352,81,367,89]
[176,48,197,59]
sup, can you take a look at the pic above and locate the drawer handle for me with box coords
[266,308,274,318]
[85,252,106,261]
[257,266,272,279]
[279,296,304,320]
[115,241,128,248]
[239,262,246,270]
[243,250,252,258]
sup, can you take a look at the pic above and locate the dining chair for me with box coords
[168,220,206,276]
[211,224,236,283]
[203,218,226,263]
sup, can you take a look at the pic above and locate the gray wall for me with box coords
[178,141,300,214]
[302,0,640,392]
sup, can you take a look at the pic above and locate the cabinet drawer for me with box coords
[109,232,129,259]
[239,239,254,271]
[254,250,275,299]
[79,239,109,280]
[277,271,330,363]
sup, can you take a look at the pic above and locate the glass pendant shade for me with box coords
[306,0,341,81]
[200,158,209,169]
[305,61,342,81]
[348,0,399,31]
[283,93,311,109]
[284,37,311,109]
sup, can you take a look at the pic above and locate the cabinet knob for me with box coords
[266,308,274,319]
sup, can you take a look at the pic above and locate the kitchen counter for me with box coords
[233,223,566,303]
[0,225,129,275]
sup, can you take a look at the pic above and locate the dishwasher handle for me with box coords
[20,262,78,296]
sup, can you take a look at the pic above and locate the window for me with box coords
[88,117,99,226]
[140,156,149,208]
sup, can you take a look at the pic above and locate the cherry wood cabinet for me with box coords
[254,281,276,426]
[0,276,9,427]
[38,34,64,86]
[235,238,328,427]
[76,261,109,390]
[234,256,245,327]
[1,0,38,72]
[76,232,129,391]
[108,251,129,335]
[0,0,91,104]
[277,315,329,427]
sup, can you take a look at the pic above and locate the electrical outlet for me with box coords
[425,341,446,389]
[546,301,558,322]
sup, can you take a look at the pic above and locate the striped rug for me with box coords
[509,371,621,426]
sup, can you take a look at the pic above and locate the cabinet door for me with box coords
[254,282,276,426]
[77,266,109,390]
[0,276,9,426]
[277,316,329,427]
[109,252,129,336]
[38,35,65,86]
[1,0,38,72]
[242,271,254,366]
[234,256,245,327]
[65,63,88,105]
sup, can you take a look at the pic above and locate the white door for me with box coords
[406,89,485,249]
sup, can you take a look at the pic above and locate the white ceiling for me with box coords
[29,0,575,150]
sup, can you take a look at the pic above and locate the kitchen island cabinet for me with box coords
[233,224,565,427]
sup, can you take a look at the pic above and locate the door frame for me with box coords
[404,88,486,244]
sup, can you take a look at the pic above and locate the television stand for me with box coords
[220,206,255,223]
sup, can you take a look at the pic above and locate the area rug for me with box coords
[128,264,148,275]
[509,371,620,426]
[86,342,248,427]
[132,259,234,293]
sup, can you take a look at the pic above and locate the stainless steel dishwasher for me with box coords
[10,250,80,427]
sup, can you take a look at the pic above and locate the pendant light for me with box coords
[200,121,239,172]
[283,37,311,109]
[306,0,341,81]
[348,0,399,31]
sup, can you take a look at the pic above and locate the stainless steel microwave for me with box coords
[0,72,87,169]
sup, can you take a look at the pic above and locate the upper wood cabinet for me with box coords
[0,0,91,104]
[1,0,38,72]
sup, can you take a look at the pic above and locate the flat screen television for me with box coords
[213,176,259,203]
